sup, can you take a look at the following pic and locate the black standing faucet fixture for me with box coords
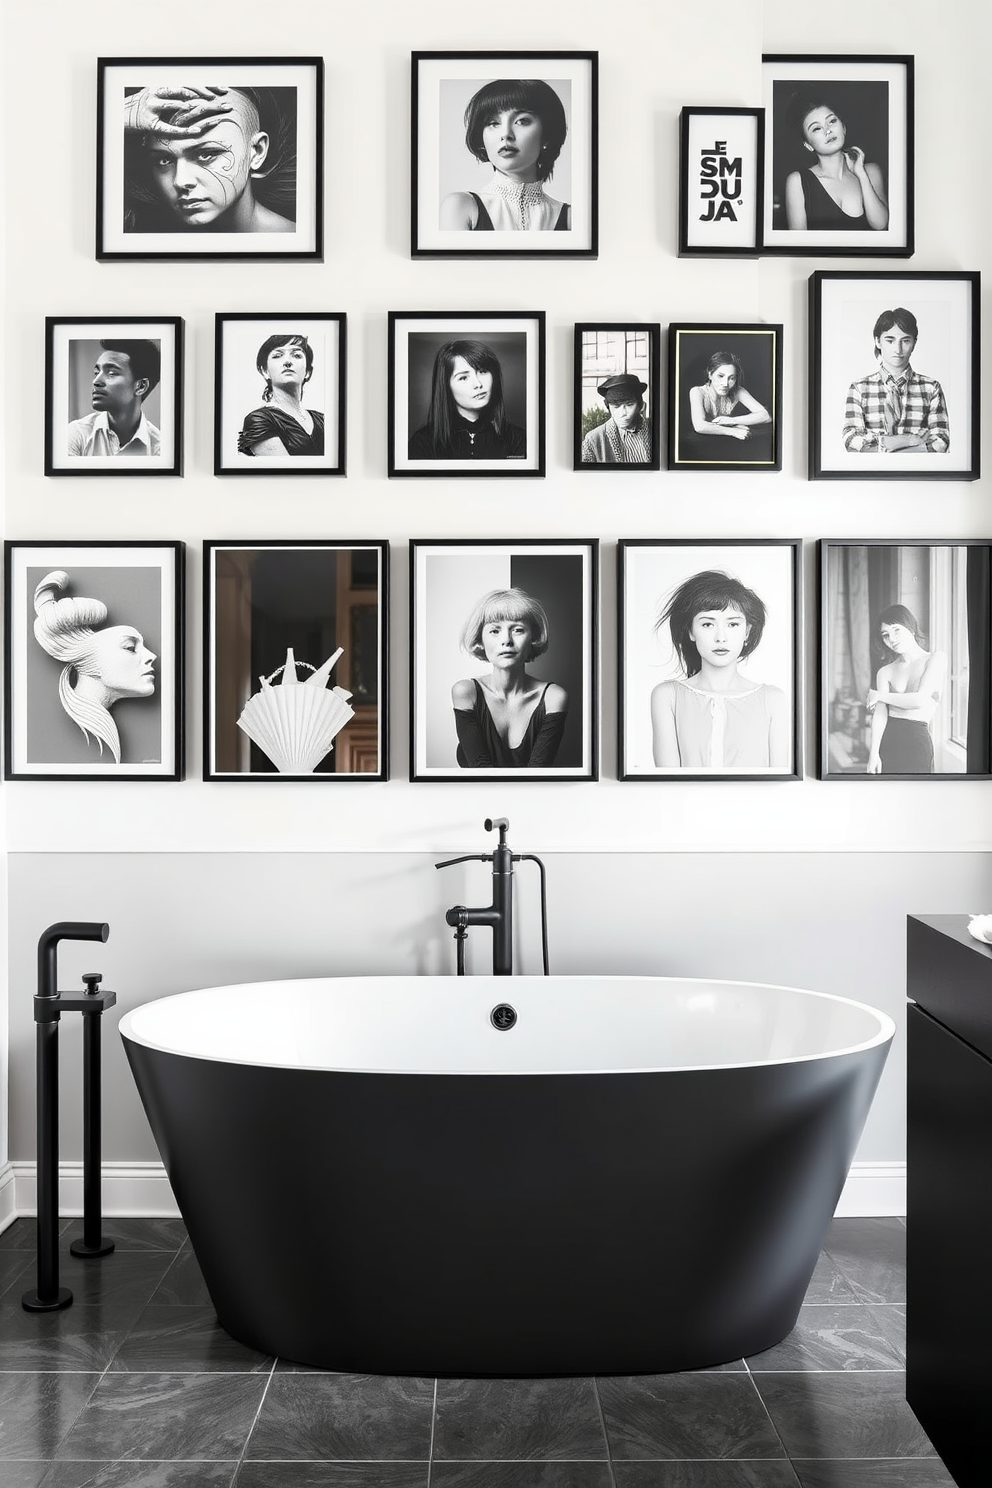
[22,921,116,1314]
[435,818,550,976]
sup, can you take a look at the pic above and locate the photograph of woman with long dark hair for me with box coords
[452,588,568,768]
[237,333,324,456]
[783,94,888,232]
[440,78,570,232]
[122,83,296,234]
[866,605,946,774]
[408,339,525,460]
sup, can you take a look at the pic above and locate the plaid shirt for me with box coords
[843,367,950,453]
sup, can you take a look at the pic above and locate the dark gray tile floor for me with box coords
[0,1214,957,1487]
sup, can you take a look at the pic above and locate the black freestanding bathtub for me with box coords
[120,974,893,1375]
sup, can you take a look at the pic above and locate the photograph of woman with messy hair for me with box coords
[619,541,799,780]
[97,59,322,259]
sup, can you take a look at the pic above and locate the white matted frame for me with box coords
[96,57,323,260]
[411,51,598,257]
[678,107,764,257]
[410,539,598,782]
[619,539,801,781]
[761,54,913,257]
[45,317,183,476]
[389,311,545,477]
[214,313,345,475]
[3,541,184,781]
[810,271,980,481]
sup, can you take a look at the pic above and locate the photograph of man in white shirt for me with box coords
[67,340,162,457]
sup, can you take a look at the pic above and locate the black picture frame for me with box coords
[203,541,389,781]
[388,311,546,478]
[96,57,323,261]
[818,540,991,780]
[3,541,185,781]
[618,539,802,782]
[573,323,660,471]
[214,313,346,475]
[667,323,783,472]
[45,317,183,477]
[761,54,914,257]
[409,539,599,782]
[678,107,764,257]
[411,50,598,258]
[809,271,980,481]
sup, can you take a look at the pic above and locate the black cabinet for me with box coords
[907,914,992,1487]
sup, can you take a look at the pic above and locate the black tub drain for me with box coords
[490,1004,517,1031]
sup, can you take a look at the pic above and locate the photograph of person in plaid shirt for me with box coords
[842,307,949,454]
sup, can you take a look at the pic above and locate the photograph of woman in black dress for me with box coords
[238,333,324,456]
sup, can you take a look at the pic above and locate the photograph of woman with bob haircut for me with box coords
[411,52,598,257]
[410,539,598,781]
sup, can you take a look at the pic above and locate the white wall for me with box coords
[3,0,989,1207]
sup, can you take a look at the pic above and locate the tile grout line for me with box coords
[742,1364,804,1483]
[591,1376,619,1488]
[229,1352,278,1487]
[426,1376,438,1487]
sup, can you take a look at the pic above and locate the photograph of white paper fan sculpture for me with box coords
[237,647,354,774]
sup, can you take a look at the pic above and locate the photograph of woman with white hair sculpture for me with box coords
[3,543,184,780]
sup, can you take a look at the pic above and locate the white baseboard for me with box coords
[0,1162,16,1234]
[0,1159,903,1228]
[834,1161,906,1217]
[7,1161,180,1220]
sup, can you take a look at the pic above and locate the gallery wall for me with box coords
[2,0,989,1207]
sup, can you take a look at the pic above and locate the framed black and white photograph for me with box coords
[45,317,183,476]
[203,541,388,781]
[96,57,323,260]
[389,311,545,477]
[573,324,659,471]
[810,271,980,481]
[214,313,345,475]
[619,540,801,781]
[761,54,913,256]
[410,540,598,782]
[678,107,764,257]
[411,51,598,258]
[3,541,184,781]
[667,323,782,471]
[819,540,991,780]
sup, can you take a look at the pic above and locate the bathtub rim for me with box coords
[117,973,896,1078]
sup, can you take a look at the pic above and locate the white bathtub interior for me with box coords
[118,976,895,1077]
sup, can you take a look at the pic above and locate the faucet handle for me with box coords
[484,817,510,848]
[81,973,103,996]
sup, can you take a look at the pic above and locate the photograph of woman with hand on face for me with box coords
[122,83,296,233]
[98,59,322,259]
[783,95,888,232]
